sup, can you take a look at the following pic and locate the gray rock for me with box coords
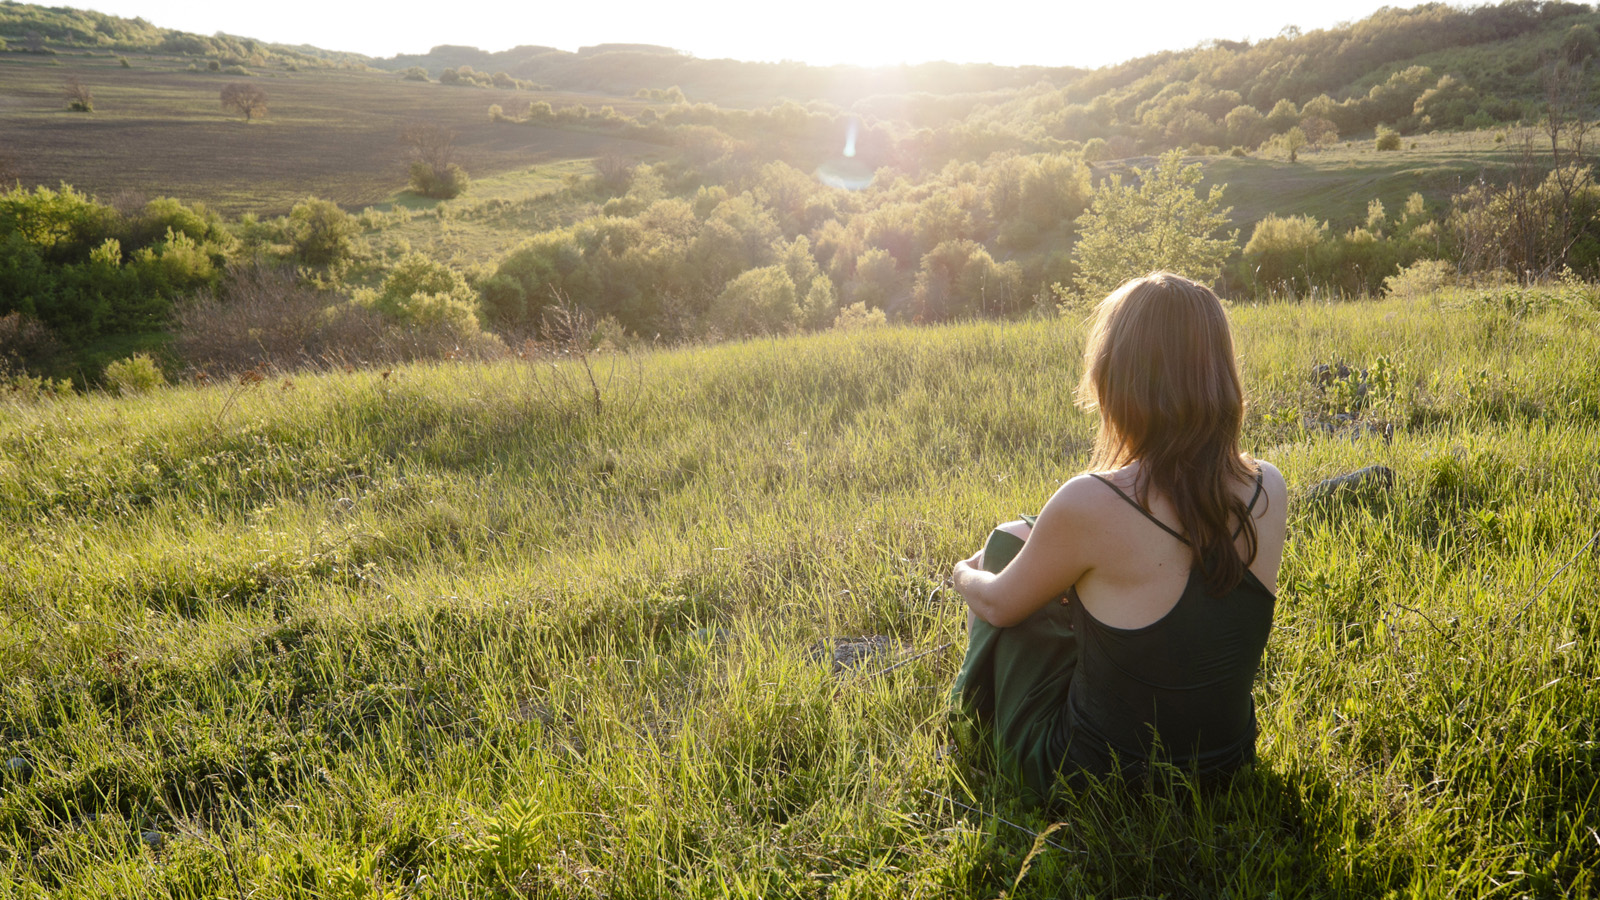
[141,830,163,850]
[811,635,903,674]
[1308,465,1396,500]
[3,757,28,778]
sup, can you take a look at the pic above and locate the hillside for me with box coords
[5,0,1600,383]
[1,293,1597,897]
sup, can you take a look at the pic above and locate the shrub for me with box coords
[0,311,60,371]
[102,353,163,394]
[354,253,481,333]
[177,263,500,374]
[832,301,886,330]
[408,161,470,199]
[1384,258,1457,300]
[175,264,333,372]
[401,66,429,82]
[1241,214,1329,295]
[118,56,130,68]
[401,123,470,199]
[64,76,92,112]
[1376,126,1402,151]
[286,197,357,266]
[206,59,221,72]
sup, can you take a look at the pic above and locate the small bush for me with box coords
[102,353,164,394]
[1376,126,1402,151]
[64,76,92,112]
[206,59,221,72]
[118,56,131,68]
[354,253,481,333]
[1384,258,1457,300]
[401,66,429,82]
[408,161,469,200]
[832,301,887,331]
[287,197,358,266]
[222,65,251,76]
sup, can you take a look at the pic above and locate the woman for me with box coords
[950,272,1288,799]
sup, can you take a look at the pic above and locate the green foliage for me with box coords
[1384,257,1458,299]
[1069,149,1238,299]
[407,161,469,200]
[0,185,228,343]
[709,264,798,336]
[1242,214,1329,293]
[354,253,481,333]
[1376,125,1403,151]
[101,352,163,393]
[286,197,357,267]
[401,65,429,82]
[912,239,1022,321]
[831,300,886,330]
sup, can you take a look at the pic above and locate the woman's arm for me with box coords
[951,476,1101,627]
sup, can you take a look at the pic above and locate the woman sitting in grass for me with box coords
[950,271,1289,799]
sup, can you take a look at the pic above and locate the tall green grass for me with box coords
[1,293,1597,897]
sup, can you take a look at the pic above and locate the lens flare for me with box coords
[816,116,874,191]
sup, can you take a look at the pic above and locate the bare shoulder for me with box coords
[1039,471,1124,520]
[1247,458,1290,540]
[1250,459,1288,510]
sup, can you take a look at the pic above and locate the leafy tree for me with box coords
[912,240,1022,320]
[1069,149,1238,300]
[709,265,797,336]
[219,82,267,121]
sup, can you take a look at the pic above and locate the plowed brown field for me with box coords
[0,53,660,214]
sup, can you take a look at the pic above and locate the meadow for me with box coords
[1,287,1597,898]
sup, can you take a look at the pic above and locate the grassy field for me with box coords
[1,289,1597,897]
[1199,130,1530,231]
[0,53,660,215]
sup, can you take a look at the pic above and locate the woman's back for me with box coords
[1062,465,1283,778]
[1040,462,1285,781]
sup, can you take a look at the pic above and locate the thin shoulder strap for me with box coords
[1088,473,1191,546]
[1231,471,1266,539]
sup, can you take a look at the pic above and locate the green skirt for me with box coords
[951,519,1079,799]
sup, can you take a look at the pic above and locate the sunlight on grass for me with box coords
[1,294,1597,897]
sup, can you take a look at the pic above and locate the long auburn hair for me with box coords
[1075,272,1259,593]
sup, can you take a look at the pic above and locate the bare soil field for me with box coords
[0,53,663,213]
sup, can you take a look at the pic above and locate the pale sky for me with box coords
[75,0,1417,68]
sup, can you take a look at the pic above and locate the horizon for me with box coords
[68,0,1415,69]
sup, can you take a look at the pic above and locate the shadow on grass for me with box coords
[943,753,1403,898]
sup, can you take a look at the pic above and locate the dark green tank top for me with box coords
[1060,474,1275,780]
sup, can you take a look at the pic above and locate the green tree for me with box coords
[1069,150,1238,300]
